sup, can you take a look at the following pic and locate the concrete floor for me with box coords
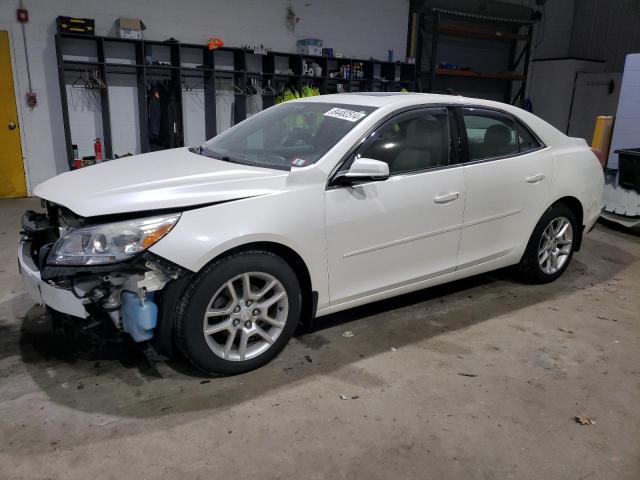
[0,197,638,479]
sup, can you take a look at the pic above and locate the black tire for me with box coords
[175,250,301,375]
[517,203,579,284]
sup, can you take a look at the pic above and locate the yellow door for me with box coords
[0,30,26,197]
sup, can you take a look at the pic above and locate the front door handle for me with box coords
[433,192,459,204]
[526,173,545,183]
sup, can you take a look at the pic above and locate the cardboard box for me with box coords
[114,17,146,39]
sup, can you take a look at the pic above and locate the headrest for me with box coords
[484,124,512,148]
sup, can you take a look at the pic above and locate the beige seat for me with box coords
[392,117,443,173]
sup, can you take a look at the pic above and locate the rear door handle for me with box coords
[433,192,459,204]
[526,173,545,183]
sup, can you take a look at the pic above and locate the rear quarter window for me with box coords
[462,108,518,160]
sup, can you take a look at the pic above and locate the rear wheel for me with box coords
[517,203,578,284]
[175,250,301,375]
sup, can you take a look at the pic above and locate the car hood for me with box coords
[34,147,290,217]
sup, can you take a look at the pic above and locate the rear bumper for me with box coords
[18,240,88,318]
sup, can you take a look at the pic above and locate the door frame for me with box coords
[452,104,554,270]
[323,104,467,305]
[0,24,31,195]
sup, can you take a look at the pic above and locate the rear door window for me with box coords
[462,108,518,161]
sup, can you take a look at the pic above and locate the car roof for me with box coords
[293,92,533,117]
[293,92,455,108]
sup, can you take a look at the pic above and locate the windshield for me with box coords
[199,102,376,169]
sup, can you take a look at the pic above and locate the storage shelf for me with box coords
[143,39,180,46]
[145,64,181,70]
[102,36,142,44]
[55,31,416,170]
[435,68,524,81]
[181,66,213,72]
[59,32,99,41]
[105,63,143,75]
[63,59,103,66]
[439,24,528,43]
[105,63,143,68]
[420,8,534,104]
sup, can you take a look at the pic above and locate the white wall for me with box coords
[570,0,640,72]
[567,71,622,142]
[528,58,604,132]
[607,54,640,169]
[530,0,575,60]
[0,0,409,193]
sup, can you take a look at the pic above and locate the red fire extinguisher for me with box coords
[72,144,81,169]
[94,138,102,162]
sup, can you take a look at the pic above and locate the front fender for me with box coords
[148,189,329,309]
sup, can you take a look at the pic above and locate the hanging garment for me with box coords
[160,87,182,148]
[148,84,162,141]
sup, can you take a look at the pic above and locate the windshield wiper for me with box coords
[188,145,233,162]
[203,148,243,164]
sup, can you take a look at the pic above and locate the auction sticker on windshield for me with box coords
[323,107,368,122]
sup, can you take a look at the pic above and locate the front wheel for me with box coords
[175,250,301,375]
[517,203,578,284]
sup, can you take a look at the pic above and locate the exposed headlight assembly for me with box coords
[50,214,180,265]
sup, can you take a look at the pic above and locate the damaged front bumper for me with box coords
[18,207,190,350]
[18,239,88,318]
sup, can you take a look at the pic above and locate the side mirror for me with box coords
[334,158,389,185]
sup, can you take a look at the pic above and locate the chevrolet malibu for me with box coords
[19,93,604,374]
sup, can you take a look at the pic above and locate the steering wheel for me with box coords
[282,127,314,147]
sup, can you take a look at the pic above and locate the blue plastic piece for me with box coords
[121,291,158,342]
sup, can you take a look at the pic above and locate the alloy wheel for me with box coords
[202,272,289,361]
[537,216,573,275]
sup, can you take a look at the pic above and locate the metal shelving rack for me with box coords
[55,32,417,170]
[415,7,534,105]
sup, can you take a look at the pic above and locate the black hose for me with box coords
[70,277,90,299]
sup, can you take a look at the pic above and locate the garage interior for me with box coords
[0,0,639,478]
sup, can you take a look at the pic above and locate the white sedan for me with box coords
[19,93,604,374]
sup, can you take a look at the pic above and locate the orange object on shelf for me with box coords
[207,37,224,50]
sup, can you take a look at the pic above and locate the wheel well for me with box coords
[552,196,585,251]
[153,241,315,358]
[223,242,316,330]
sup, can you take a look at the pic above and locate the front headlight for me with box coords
[50,214,180,265]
